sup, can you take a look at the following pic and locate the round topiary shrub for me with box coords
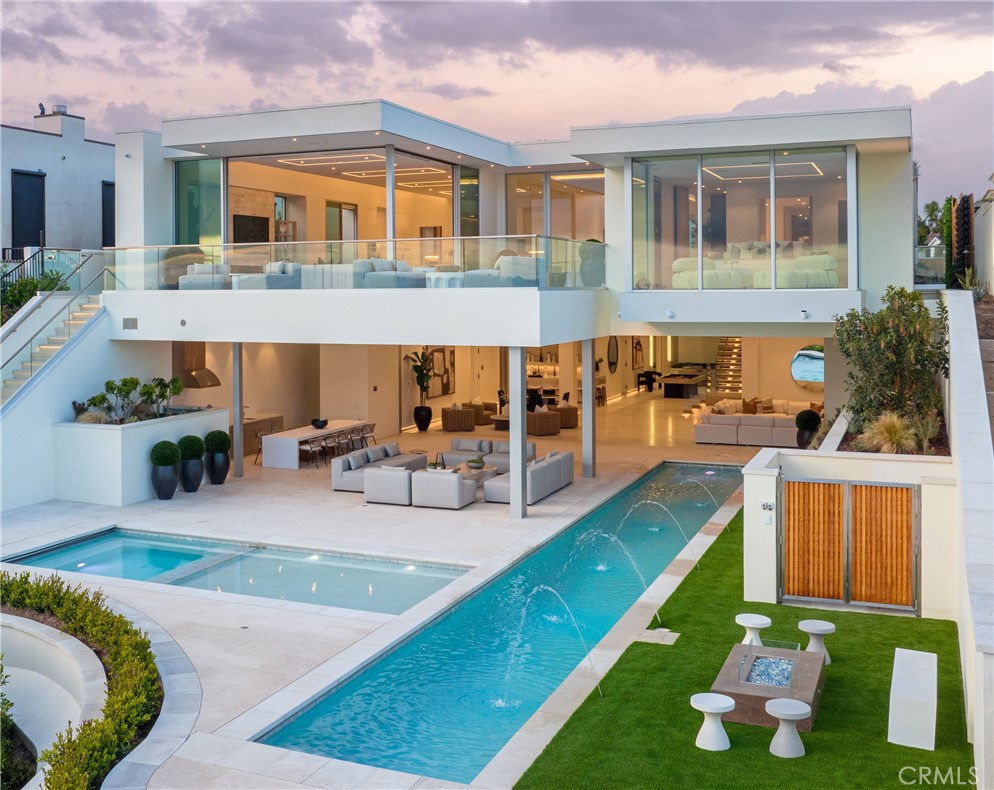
[204,429,232,454]
[795,409,822,431]
[149,440,180,466]
[177,434,205,460]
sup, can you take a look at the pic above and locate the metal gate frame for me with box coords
[778,474,920,614]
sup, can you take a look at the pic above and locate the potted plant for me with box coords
[795,409,822,449]
[404,347,433,431]
[177,434,206,492]
[204,429,232,485]
[150,440,180,500]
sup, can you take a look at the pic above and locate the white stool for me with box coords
[765,698,811,758]
[798,619,835,664]
[690,692,736,751]
[735,613,772,645]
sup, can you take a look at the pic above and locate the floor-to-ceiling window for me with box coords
[175,159,222,247]
[506,173,545,236]
[632,148,849,290]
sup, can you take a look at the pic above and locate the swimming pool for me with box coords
[261,462,741,782]
[9,530,466,615]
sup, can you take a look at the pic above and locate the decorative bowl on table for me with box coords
[311,419,328,429]
[466,458,485,469]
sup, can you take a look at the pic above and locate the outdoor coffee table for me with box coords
[455,463,498,487]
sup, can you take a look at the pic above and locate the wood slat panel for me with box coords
[851,484,914,606]
[783,481,845,600]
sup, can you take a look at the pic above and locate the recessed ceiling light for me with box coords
[200,145,206,149]
[292,137,297,142]
[374,131,380,136]
[426,146,431,150]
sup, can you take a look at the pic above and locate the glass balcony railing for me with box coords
[106,236,606,292]
[915,244,946,287]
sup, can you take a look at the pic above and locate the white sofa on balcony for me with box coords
[178,263,232,290]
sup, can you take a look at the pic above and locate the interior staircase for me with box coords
[1,296,102,403]
[714,336,743,395]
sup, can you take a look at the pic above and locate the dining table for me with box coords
[261,419,369,469]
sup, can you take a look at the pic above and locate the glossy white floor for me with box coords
[1,391,757,789]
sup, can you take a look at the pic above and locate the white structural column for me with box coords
[558,342,577,402]
[508,346,527,518]
[232,342,244,478]
[385,145,396,259]
[581,338,596,478]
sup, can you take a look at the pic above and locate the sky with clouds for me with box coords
[1,0,991,206]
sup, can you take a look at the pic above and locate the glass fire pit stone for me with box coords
[738,639,801,688]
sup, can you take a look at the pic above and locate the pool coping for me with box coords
[190,462,743,789]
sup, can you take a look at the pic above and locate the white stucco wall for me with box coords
[974,180,993,289]
[858,151,915,306]
[1,114,114,250]
[114,130,184,247]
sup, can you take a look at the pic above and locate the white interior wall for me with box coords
[741,336,825,401]
[675,336,720,364]
[173,342,320,430]
[318,344,401,436]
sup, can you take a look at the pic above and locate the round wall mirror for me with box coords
[790,344,825,392]
[607,336,619,373]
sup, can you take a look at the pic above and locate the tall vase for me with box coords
[151,465,179,500]
[205,452,230,485]
[413,405,432,432]
[180,458,205,492]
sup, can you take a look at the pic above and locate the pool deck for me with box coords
[0,394,756,789]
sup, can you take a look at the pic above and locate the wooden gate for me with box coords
[780,478,918,611]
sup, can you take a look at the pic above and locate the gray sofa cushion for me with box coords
[411,470,476,509]
[364,467,413,506]
[367,445,388,462]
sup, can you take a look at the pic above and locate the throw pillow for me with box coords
[546,449,559,460]
[366,445,387,463]
[535,404,548,413]
[394,260,412,272]
[758,397,774,414]
[348,453,366,471]
[456,439,479,451]
[743,398,758,415]
[451,401,461,410]
[471,396,483,405]
[383,442,401,457]
[711,401,726,415]
[371,259,394,272]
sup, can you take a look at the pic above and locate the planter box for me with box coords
[52,410,229,506]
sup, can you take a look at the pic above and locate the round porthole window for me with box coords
[790,344,825,392]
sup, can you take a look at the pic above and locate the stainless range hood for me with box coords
[172,342,221,388]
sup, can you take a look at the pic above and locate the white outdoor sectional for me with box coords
[331,442,428,492]
[484,450,574,505]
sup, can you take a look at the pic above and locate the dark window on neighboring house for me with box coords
[102,181,115,248]
[11,169,46,250]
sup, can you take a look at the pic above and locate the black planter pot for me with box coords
[205,452,230,485]
[413,405,432,432]
[151,464,179,500]
[796,429,816,449]
[180,458,205,492]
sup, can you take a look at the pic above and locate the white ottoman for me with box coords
[735,613,772,645]
[766,698,811,758]
[799,619,835,664]
[690,692,735,751]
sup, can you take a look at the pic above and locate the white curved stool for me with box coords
[690,692,735,751]
[735,613,772,645]
[798,619,835,664]
[766,698,811,758]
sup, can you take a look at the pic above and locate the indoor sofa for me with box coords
[331,442,428,492]
[441,438,536,472]
[670,244,840,290]
[483,450,574,505]
[230,261,302,290]
[526,409,561,436]
[694,397,822,447]
[178,263,232,290]
[463,256,544,288]
[352,259,428,289]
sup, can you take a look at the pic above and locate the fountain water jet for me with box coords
[570,531,662,626]
[617,500,702,572]
[681,478,720,509]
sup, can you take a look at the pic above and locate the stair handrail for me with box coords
[1,263,120,373]
[0,247,81,297]
[1,253,95,341]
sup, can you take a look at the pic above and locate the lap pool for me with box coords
[261,462,741,783]
[7,531,466,615]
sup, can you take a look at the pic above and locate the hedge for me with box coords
[0,572,162,789]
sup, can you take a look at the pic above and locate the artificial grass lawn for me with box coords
[516,512,975,789]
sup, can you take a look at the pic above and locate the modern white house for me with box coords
[0,99,990,787]
[1,106,115,257]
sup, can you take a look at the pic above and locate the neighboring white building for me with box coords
[0,106,115,257]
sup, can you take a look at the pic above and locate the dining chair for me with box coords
[253,430,270,465]
[334,430,353,457]
[348,426,365,450]
[299,438,324,469]
[359,422,377,447]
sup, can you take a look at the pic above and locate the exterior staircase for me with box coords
[714,336,743,394]
[1,296,102,403]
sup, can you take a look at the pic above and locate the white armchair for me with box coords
[411,470,476,510]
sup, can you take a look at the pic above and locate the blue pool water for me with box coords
[791,350,825,383]
[262,463,741,782]
[10,531,465,615]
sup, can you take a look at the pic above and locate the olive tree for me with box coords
[834,286,948,431]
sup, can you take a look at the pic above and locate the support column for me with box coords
[581,338,596,478]
[558,342,577,403]
[232,342,244,478]
[385,144,396,259]
[508,346,527,518]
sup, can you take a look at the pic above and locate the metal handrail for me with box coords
[1,263,118,375]
[0,248,82,296]
[1,253,93,340]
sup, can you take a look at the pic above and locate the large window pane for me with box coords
[632,157,697,289]
[774,148,848,288]
[506,173,544,235]
[394,151,453,240]
[702,152,770,289]
[459,167,479,236]
[176,159,221,247]
[549,170,604,241]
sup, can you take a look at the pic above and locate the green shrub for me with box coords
[177,434,205,460]
[1,656,36,790]
[0,572,162,788]
[794,409,821,431]
[834,286,948,432]
[149,440,180,466]
[857,411,918,454]
[0,270,66,324]
[203,429,232,454]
